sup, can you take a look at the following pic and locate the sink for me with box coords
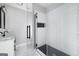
[0,34,14,41]
[0,29,15,41]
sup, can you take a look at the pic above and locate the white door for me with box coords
[26,12,35,55]
[5,3,35,56]
[26,3,35,56]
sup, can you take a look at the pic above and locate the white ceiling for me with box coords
[38,3,53,8]
[37,3,64,9]
[35,3,64,11]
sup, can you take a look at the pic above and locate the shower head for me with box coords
[35,12,38,18]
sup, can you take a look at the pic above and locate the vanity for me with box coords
[0,4,15,56]
[0,34,15,56]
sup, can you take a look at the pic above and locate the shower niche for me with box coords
[37,23,45,28]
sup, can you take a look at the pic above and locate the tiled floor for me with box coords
[15,44,46,56]
[15,42,35,56]
[16,45,28,56]
[15,44,41,56]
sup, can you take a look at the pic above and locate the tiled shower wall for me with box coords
[46,4,78,56]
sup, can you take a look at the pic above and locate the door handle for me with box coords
[28,25,31,39]
[27,25,31,39]
[27,26,29,39]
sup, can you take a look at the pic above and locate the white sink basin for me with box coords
[0,34,14,41]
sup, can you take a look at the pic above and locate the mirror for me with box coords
[0,5,6,29]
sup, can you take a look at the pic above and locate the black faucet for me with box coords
[0,31,8,37]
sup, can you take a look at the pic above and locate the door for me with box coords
[5,3,35,56]
[26,3,35,56]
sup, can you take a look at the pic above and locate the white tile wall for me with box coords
[46,4,78,55]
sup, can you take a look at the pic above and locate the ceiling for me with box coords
[35,3,64,11]
[38,3,54,8]
[36,3,64,9]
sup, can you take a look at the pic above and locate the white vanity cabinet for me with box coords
[0,37,15,56]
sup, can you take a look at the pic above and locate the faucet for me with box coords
[0,31,8,37]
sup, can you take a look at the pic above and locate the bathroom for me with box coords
[0,3,79,56]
